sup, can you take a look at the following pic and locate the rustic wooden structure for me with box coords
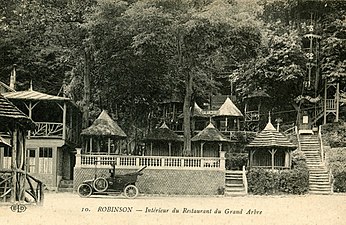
[0,93,43,204]
[2,87,81,189]
[244,89,271,132]
[81,110,127,155]
[192,96,243,133]
[246,117,297,170]
[145,122,183,156]
[191,123,230,157]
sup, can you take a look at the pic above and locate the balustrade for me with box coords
[77,152,222,170]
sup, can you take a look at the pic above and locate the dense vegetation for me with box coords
[1,0,346,148]
[325,147,346,192]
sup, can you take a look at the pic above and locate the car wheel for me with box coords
[124,185,138,199]
[77,184,92,198]
[93,177,108,192]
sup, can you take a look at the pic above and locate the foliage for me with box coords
[247,152,309,195]
[225,153,248,170]
[321,122,346,147]
[325,147,346,192]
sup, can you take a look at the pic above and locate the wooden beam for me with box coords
[11,126,18,202]
[324,81,327,124]
[336,82,340,122]
[62,102,67,140]
[108,138,111,154]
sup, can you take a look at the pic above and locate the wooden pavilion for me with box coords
[0,93,43,203]
[145,122,183,156]
[191,123,230,157]
[81,110,127,155]
[246,117,297,170]
[244,89,271,131]
[214,97,243,131]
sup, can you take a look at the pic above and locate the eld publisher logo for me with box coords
[10,203,27,213]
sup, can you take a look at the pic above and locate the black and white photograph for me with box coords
[0,0,345,224]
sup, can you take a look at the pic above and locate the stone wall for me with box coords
[74,167,225,195]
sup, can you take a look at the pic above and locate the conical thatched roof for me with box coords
[247,121,296,149]
[145,122,183,142]
[0,94,34,128]
[191,123,230,142]
[193,102,211,118]
[81,110,127,138]
[216,97,243,117]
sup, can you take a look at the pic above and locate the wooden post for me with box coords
[270,149,277,170]
[11,127,18,202]
[168,142,172,156]
[284,150,290,168]
[62,102,67,140]
[200,142,204,157]
[324,82,327,124]
[28,101,32,138]
[336,82,340,122]
[108,138,111,154]
[89,137,93,154]
[150,142,153,156]
[225,117,228,131]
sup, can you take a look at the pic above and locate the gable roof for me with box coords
[191,123,230,142]
[145,122,183,142]
[247,121,296,149]
[81,110,127,138]
[0,81,15,93]
[3,90,70,101]
[0,94,34,128]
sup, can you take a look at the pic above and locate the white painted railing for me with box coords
[318,125,324,162]
[77,151,223,170]
[326,99,336,110]
[242,165,248,194]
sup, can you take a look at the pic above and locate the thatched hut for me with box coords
[145,123,183,156]
[81,110,127,154]
[191,123,230,157]
[246,118,297,170]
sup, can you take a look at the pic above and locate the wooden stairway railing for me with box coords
[0,169,44,205]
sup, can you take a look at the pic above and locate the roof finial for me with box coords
[29,80,33,91]
[268,111,271,123]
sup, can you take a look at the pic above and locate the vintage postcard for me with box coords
[0,0,345,224]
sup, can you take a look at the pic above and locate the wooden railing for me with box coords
[31,122,63,138]
[0,169,44,205]
[245,111,260,121]
[242,165,248,194]
[325,99,336,111]
[318,125,325,163]
[295,126,301,151]
[76,149,224,170]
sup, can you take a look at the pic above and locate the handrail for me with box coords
[295,126,301,151]
[242,165,248,194]
[318,125,324,162]
[329,167,334,193]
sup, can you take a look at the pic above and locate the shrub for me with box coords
[226,153,248,170]
[247,153,309,195]
[325,147,346,192]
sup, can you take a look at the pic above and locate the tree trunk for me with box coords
[183,71,193,156]
[82,47,91,129]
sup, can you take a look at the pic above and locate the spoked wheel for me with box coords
[93,177,108,192]
[124,185,138,199]
[77,184,92,198]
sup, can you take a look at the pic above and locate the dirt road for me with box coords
[1,192,345,225]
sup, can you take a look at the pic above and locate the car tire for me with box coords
[124,185,138,199]
[77,184,92,198]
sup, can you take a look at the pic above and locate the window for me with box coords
[39,147,53,174]
[2,147,12,169]
[28,149,36,173]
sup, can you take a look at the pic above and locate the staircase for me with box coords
[58,179,74,192]
[299,134,332,194]
[224,170,247,196]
